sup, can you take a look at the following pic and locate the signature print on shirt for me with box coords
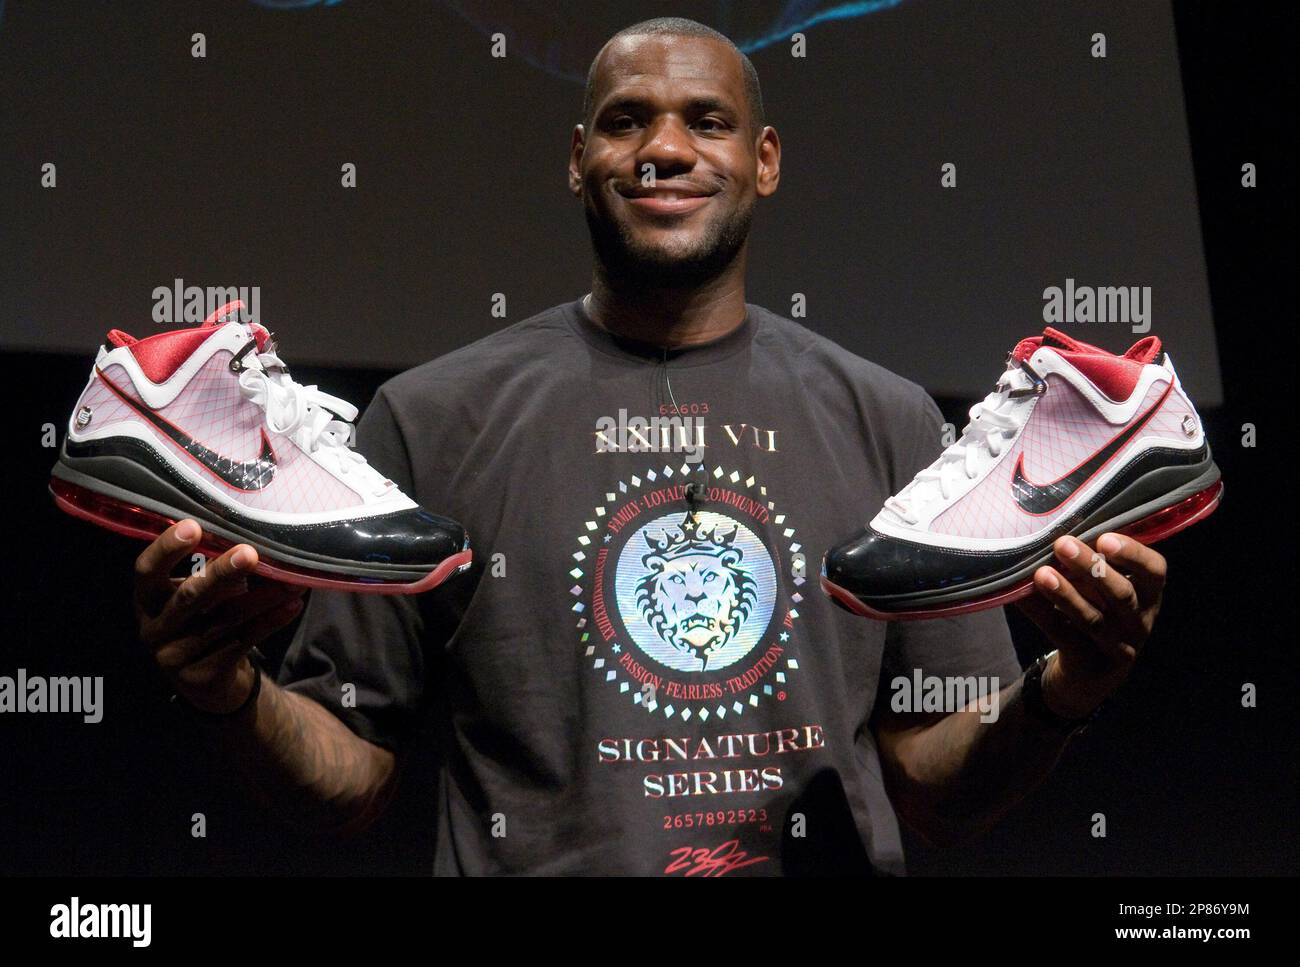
[571,464,803,721]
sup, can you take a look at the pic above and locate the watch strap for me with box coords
[1022,651,1101,735]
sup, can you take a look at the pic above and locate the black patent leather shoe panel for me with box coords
[301,507,466,569]
[823,528,1028,602]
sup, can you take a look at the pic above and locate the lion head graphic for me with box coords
[635,512,758,670]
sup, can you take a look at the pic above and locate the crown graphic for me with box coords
[644,511,738,559]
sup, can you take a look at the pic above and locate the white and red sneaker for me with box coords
[822,328,1222,620]
[50,301,471,594]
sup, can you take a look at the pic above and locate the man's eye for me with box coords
[694,117,728,132]
[610,116,638,131]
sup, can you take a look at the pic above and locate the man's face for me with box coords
[571,34,778,288]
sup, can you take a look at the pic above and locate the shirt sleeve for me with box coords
[878,389,1023,690]
[274,385,427,753]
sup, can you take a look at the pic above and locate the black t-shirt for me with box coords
[277,298,1021,875]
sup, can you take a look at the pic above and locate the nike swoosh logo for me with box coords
[96,367,278,491]
[1012,381,1172,515]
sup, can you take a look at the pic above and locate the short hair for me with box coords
[583,17,765,133]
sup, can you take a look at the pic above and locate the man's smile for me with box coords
[617,181,717,217]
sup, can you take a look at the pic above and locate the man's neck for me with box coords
[585,271,748,349]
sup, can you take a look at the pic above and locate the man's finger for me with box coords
[1051,536,1146,639]
[176,597,306,691]
[170,598,305,710]
[1049,537,1113,611]
[1030,566,1130,662]
[1094,532,1167,607]
[154,580,304,670]
[133,520,204,618]
[151,543,260,641]
[200,582,307,643]
[195,596,306,672]
[199,569,294,615]
[1015,589,1094,654]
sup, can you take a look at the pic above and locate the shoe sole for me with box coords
[49,472,473,596]
[821,473,1222,622]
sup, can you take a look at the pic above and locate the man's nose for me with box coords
[636,115,697,177]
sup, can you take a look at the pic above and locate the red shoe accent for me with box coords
[49,476,472,595]
[822,480,1223,622]
[102,299,269,383]
[1113,479,1223,545]
[123,327,224,384]
[1123,335,1162,364]
[1011,327,1162,402]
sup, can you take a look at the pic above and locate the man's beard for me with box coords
[585,195,754,290]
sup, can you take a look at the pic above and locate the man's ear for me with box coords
[569,124,586,196]
[755,125,781,198]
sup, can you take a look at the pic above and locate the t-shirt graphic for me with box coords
[578,442,818,873]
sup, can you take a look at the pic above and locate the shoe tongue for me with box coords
[202,299,271,350]
[1011,326,1162,364]
[1012,327,1121,362]
[202,301,244,327]
[1123,334,1162,363]
[1041,327,1094,352]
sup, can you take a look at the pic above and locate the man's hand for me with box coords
[134,519,306,713]
[131,520,399,835]
[1016,532,1167,720]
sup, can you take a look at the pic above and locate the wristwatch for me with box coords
[1021,651,1102,736]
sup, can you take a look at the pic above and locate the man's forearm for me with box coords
[195,676,398,835]
[879,675,1077,846]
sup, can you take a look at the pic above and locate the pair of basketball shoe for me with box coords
[50,306,1220,609]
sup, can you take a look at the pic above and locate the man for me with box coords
[133,18,1167,875]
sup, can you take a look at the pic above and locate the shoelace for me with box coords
[236,345,394,497]
[885,364,1040,525]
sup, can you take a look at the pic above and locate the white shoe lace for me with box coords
[885,363,1040,525]
[236,345,395,498]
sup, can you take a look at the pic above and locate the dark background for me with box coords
[2,0,1296,876]
[2,0,1221,402]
